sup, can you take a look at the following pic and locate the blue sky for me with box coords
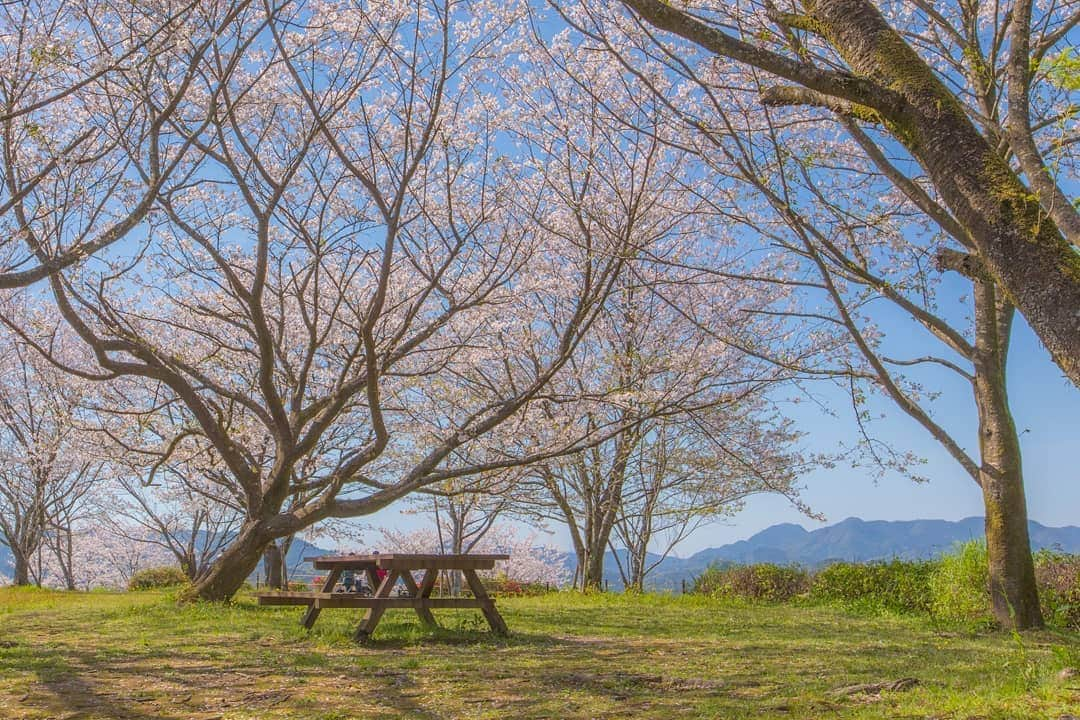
[669,313,1080,554]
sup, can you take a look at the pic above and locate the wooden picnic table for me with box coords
[256,553,510,642]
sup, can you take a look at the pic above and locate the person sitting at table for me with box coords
[372,550,388,586]
[341,570,356,593]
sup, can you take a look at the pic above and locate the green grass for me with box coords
[0,587,1078,719]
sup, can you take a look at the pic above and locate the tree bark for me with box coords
[582,547,606,591]
[618,0,1080,387]
[972,282,1043,629]
[11,549,30,586]
[52,525,77,591]
[188,522,270,601]
[628,540,647,593]
[808,0,1080,387]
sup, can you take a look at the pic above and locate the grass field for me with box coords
[1,587,1078,719]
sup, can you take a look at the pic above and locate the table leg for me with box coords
[462,569,508,636]
[418,568,438,598]
[353,570,399,643]
[364,568,380,595]
[302,568,340,629]
[400,570,438,628]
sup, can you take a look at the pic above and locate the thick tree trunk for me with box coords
[188,522,270,601]
[263,542,283,590]
[582,547,605,591]
[11,550,30,586]
[618,0,1080,386]
[811,0,1080,387]
[972,283,1043,629]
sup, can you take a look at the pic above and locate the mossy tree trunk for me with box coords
[616,0,1058,632]
[805,0,1080,387]
[972,281,1043,629]
[618,0,1080,387]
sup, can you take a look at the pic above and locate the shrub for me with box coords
[929,540,991,624]
[127,566,189,591]
[811,559,936,614]
[287,581,309,591]
[482,574,553,597]
[1035,551,1080,629]
[692,563,810,602]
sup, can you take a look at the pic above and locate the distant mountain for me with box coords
[595,517,1080,590]
[275,538,335,584]
[0,544,10,579]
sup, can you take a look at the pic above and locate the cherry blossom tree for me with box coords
[569,0,1080,389]
[100,473,242,583]
[0,0,247,289]
[30,0,639,602]
[375,523,570,588]
[0,303,103,586]
[609,410,808,592]
[550,0,1071,628]
[38,515,175,590]
[676,44,1058,631]
[468,30,813,592]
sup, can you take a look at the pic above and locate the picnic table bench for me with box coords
[256,553,509,642]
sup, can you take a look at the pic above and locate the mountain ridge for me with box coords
[630,516,1080,589]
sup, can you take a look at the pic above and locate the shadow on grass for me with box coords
[5,631,453,720]
[8,641,172,720]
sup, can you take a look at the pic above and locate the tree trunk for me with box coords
[972,282,1043,629]
[280,536,295,588]
[619,0,1080,386]
[812,0,1080,387]
[11,549,30,586]
[54,526,77,590]
[447,517,464,596]
[188,522,270,601]
[582,547,605,591]
[629,546,647,593]
[263,541,283,590]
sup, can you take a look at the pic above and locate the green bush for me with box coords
[127,566,190,591]
[482,575,554,597]
[692,563,810,602]
[1035,551,1080,629]
[686,543,1079,629]
[811,559,936,614]
[929,540,991,624]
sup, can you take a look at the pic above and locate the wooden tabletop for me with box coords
[308,553,510,571]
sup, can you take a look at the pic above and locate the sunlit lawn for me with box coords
[1,587,1078,719]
